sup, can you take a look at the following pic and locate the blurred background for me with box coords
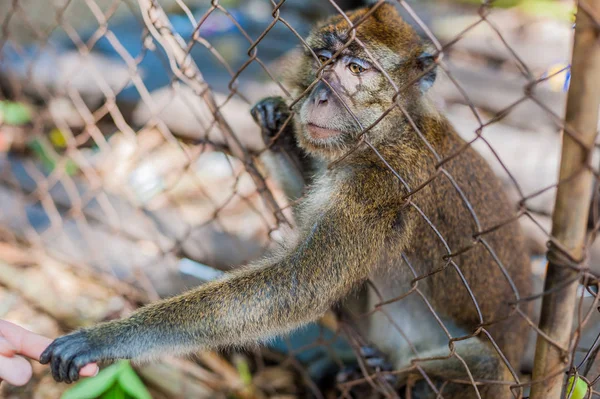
[0,0,590,398]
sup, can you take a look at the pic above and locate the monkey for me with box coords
[40,3,532,398]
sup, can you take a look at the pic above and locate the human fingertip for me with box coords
[0,355,32,386]
[11,366,33,387]
[79,363,99,377]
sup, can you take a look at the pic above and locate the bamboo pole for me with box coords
[530,1,600,398]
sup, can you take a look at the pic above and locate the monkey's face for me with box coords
[297,51,380,150]
[294,3,436,160]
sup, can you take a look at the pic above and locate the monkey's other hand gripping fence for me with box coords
[0,0,599,398]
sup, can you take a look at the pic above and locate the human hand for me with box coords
[0,320,98,386]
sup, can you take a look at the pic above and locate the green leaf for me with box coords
[116,362,152,399]
[0,101,31,125]
[455,0,519,8]
[100,384,126,399]
[518,0,575,21]
[61,363,121,399]
[566,376,588,399]
[235,357,252,387]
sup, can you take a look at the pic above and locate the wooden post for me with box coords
[530,1,600,398]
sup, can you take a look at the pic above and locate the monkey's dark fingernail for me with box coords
[40,344,54,364]
[39,351,49,364]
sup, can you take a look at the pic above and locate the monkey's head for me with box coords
[292,3,437,160]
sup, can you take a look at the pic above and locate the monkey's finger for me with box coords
[63,351,95,384]
[39,341,55,365]
[43,338,69,381]
[57,348,78,383]
[69,355,96,383]
[251,106,272,139]
[264,101,279,132]
[251,102,272,128]
[256,106,270,130]
[274,110,285,133]
[50,352,63,382]
[249,105,262,124]
[68,361,81,383]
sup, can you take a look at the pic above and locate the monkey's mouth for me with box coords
[307,124,344,140]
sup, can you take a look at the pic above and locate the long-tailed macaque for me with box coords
[41,4,531,398]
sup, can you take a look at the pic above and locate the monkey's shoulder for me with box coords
[296,165,406,223]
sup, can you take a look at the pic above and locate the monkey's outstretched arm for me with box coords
[40,184,401,383]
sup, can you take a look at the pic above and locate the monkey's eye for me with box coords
[318,55,330,64]
[348,62,365,74]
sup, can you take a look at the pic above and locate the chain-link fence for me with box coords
[0,0,599,398]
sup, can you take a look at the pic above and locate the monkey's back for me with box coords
[400,118,532,366]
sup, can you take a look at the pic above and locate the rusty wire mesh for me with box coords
[0,0,598,398]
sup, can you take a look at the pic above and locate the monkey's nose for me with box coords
[315,90,329,107]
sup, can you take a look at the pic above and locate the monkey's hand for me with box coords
[40,329,103,384]
[250,96,295,151]
[40,321,139,384]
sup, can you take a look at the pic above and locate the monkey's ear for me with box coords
[417,50,437,93]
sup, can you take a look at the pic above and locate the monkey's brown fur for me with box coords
[41,4,531,398]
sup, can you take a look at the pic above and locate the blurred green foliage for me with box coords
[61,361,152,399]
[0,101,32,126]
[456,0,575,21]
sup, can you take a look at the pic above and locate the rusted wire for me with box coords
[0,0,599,398]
